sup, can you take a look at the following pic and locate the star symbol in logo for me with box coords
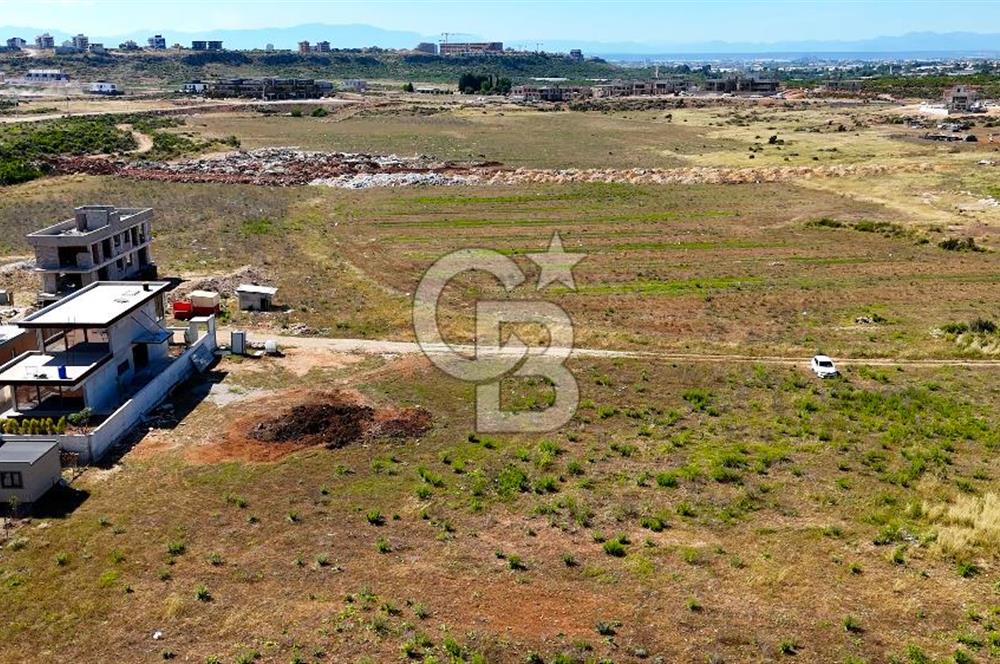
[528,232,585,291]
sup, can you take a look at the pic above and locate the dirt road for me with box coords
[117,124,154,154]
[240,331,1000,368]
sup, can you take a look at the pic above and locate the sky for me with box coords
[2,0,1000,44]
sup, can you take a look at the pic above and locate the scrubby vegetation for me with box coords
[0,113,234,185]
[0,50,645,87]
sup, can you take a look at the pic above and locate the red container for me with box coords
[172,300,194,320]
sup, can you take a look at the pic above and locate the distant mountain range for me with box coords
[1,24,998,58]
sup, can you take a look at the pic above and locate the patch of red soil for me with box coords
[188,389,431,464]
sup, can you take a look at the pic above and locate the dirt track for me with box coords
[239,331,1000,368]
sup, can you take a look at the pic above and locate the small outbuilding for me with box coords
[236,284,277,312]
[0,440,61,505]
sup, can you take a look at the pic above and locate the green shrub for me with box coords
[533,474,559,494]
[640,514,668,532]
[496,465,529,498]
[942,321,970,334]
[0,158,42,185]
[417,466,445,487]
[843,615,863,633]
[969,317,997,334]
[594,621,617,636]
[809,217,845,228]
[956,560,980,578]
[67,408,93,427]
[603,537,627,557]
[939,237,985,252]
[682,388,712,411]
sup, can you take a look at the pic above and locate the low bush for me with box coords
[939,237,986,252]
[603,536,627,557]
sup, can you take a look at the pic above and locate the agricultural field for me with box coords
[0,99,998,663]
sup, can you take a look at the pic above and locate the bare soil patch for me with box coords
[187,388,431,464]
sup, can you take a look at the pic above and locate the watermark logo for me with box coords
[413,233,584,432]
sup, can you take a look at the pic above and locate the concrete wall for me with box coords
[83,328,216,461]
[0,443,61,503]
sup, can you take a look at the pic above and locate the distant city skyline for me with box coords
[4,0,1000,46]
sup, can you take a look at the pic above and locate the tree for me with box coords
[402,82,414,92]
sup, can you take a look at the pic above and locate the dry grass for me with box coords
[1,100,999,663]
[926,492,1000,556]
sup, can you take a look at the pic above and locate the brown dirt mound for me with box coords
[247,390,430,449]
[173,265,272,300]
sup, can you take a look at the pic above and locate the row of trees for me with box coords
[457,72,512,95]
[0,408,92,435]
[1,416,69,435]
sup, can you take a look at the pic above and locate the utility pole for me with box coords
[535,42,543,54]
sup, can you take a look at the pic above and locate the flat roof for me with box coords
[20,281,169,328]
[236,284,277,296]
[0,325,28,344]
[0,348,111,386]
[0,441,58,464]
[26,206,150,239]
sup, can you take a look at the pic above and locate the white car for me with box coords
[810,355,838,378]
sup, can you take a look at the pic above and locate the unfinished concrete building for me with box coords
[205,77,332,99]
[591,78,688,98]
[439,42,503,56]
[27,206,156,304]
[945,85,983,113]
[510,84,592,102]
[704,75,780,94]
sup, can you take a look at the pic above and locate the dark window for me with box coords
[0,471,23,489]
[117,360,130,376]
[132,344,149,369]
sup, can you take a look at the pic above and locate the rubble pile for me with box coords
[47,147,937,189]
[175,265,272,299]
[48,148,501,188]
